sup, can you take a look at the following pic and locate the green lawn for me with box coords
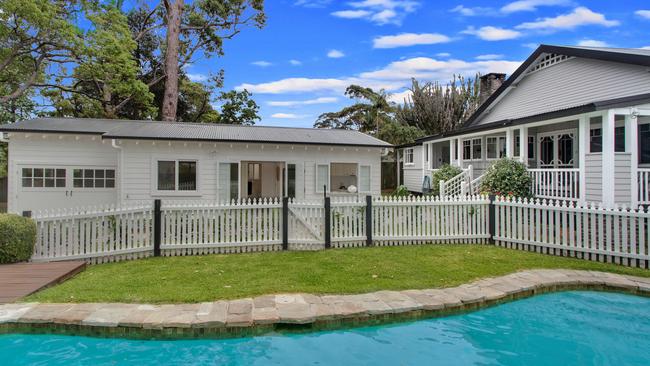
[27,244,650,304]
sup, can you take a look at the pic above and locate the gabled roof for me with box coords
[0,118,392,148]
[408,45,650,145]
[464,44,650,128]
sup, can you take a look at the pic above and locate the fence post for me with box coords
[439,181,445,197]
[488,194,496,244]
[324,196,331,249]
[153,199,161,257]
[365,195,373,247]
[282,197,289,250]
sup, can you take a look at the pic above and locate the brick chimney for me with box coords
[479,73,506,104]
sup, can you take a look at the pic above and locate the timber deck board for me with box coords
[0,261,86,303]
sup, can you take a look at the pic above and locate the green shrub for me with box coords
[392,185,410,197]
[0,214,37,264]
[431,164,463,195]
[479,158,532,198]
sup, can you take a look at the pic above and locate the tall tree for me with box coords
[44,5,156,119]
[0,0,83,103]
[314,85,394,133]
[215,89,260,125]
[158,0,265,121]
[395,75,481,135]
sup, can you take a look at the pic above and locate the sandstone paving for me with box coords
[4,270,650,334]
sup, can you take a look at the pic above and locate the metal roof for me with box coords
[0,118,392,147]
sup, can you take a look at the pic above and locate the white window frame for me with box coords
[463,138,483,161]
[19,165,68,192]
[404,148,414,166]
[316,164,330,193]
[359,165,371,193]
[72,167,117,190]
[152,157,200,196]
[486,135,507,160]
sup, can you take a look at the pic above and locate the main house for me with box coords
[399,45,650,208]
[0,118,391,214]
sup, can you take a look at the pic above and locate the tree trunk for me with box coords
[161,0,184,122]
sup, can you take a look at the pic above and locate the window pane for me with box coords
[56,169,66,178]
[33,168,43,178]
[45,178,55,188]
[95,169,105,179]
[44,169,54,178]
[615,126,625,152]
[463,141,471,160]
[639,123,650,164]
[288,164,296,198]
[360,165,370,192]
[472,139,482,160]
[22,168,31,178]
[330,163,357,192]
[158,161,176,191]
[84,169,94,178]
[22,178,32,187]
[178,161,197,191]
[317,165,329,192]
[486,138,497,159]
[73,169,82,178]
[499,137,507,158]
[95,179,105,188]
[514,136,520,157]
[84,179,94,188]
[590,128,602,153]
[229,163,239,200]
[33,178,43,187]
[106,170,115,178]
[74,179,83,188]
[106,179,115,188]
[528,136,535,158]
[56,179,66,187]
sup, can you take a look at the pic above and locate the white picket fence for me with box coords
[160,199,283,256]
[32,202,154,263]
[494,197,650,266]
[29,194,650,268]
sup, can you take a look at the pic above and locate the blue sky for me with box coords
[182,1,650,128]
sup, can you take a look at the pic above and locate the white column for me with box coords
[520,126,529,165]
[578,115,588,206]
[626,113,639,208]
[456,138,463,169]
[602,110,616,207]
[449,139,455,166]
[506,128,514,158]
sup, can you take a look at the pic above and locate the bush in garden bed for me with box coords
[431,164,463,196]
[0,214,37,264]
[480,158,532,198]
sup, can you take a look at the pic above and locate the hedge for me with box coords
[0,214,37,264]
[479,158,532,198]
[431,164,463,196]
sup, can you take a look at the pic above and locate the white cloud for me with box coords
[271,113,306,119]
[331,9,372,18]
[327,49,345,58]
[294,0,331,8]
[577,39,610,47]
[289,59,302,66]
[639,46,650,50]
[475,54,504,60]
[636,10,650,19]
[436,52,451,57]
[501,0,570,14]
[237,56,521,96]
[186,73,208,82]
[516,7,619,30]
[463,26,522,41]
[268,97,339,107]
[373,33,451,48]
[251,61,272,67]
[388,90,413,104]
[450,5,492,16]
[332,0,420,25]
[359,57,520,81]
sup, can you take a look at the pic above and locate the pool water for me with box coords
[2,291,649,366]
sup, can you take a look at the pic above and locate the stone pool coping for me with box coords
[1,269,649,339]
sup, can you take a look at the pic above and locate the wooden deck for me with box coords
[0,261,86,303]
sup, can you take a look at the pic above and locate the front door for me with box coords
[537,130,577,168]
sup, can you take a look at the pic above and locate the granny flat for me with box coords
[399,45,650,208]
[0,118,390,214]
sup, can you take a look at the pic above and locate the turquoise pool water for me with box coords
[1,291,649,365]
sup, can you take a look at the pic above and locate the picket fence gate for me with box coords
[29,195,650,268]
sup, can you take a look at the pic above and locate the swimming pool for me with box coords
[2,291,649,365]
